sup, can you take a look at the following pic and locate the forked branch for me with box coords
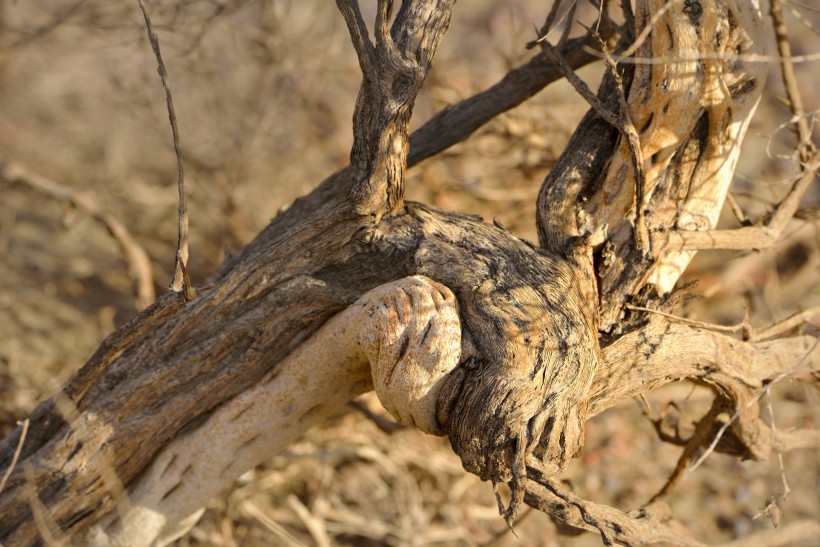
[337,0,455,218]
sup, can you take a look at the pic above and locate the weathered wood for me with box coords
[0,1,813,546]
[71,276,816,546]
[575,0,771,330]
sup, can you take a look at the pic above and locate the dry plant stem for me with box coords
[137,0,191,298]
[66,287,815,546]
[652,157,819,252]
[651,0,820,257]
[720,520,820,547]
[755,305,820,341]
[0,160,156,310]
[0,211,814,546]
[628,302,820,343]
[589,316,820,471]
[0,418,27,495]
[598,42,651,255]
[527,480,820,547]
[211,32,603,281]
[525,461,702,546]
[687,338,819,473]
[0,1,813,545]
[0,196,601,545]
[648,398,728,502]
[407,32,601,165]
[534,27,647,259]
[530,463,616,546]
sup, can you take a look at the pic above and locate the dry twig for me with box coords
[137,0,193,300]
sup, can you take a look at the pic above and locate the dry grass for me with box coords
[0,1,818,545]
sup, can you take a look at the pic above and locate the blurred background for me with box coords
[0,1,818,545]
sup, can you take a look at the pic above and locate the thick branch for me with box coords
[338,0,455,218]
[0,2,809,546]
[211,34,602,282]
[54,285,817,546]
[81,276,460,546]
[590,317,818,417]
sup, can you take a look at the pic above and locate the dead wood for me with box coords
[0,1,817,546]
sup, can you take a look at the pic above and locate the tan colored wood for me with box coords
[0,1,815,546]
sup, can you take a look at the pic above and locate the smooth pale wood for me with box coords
[83,276,460,546]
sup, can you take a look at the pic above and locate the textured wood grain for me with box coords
[0,1,809,546]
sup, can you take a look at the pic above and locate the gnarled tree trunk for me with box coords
[1,1,817,546]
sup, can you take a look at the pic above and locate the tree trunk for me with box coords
[1,1,816,546]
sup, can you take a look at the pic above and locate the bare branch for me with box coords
[525,461,703,546]
[770,0,815,163]
[137,0,192,300]
[406,32,603,166]
[212,33,604,282]
[590,319,819,419]
[337,0,456,218]
[335,0,377,82]
[755,306,820,341]
[652,156,819,253]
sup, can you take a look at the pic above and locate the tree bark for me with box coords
[1,1,816,546]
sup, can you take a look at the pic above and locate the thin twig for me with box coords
[0,418,28,495]
[652,155,820,252]
[626,305,751,336]
[629,304,820,343]
[584,47,820,65]
[754,306,820,341]
[137,0,193,300]
[242,500,310,547]
[527,0,574,49]
[725,192,749,225]
[764,110,819,162]
[764,392,792,499]
[335,0,377,83]
[528,461,617,546]
[618,0,680,59]
[649,401,727,502]
[535,41,620,127]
